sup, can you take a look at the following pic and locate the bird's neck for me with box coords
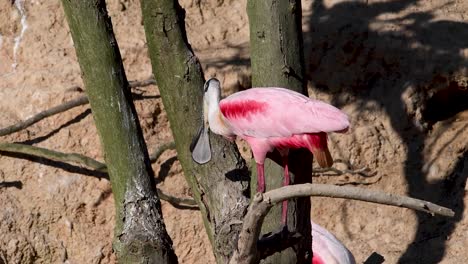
[208,99,232,137]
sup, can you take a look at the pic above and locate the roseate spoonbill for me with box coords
[312,221,356,264]
[191,78,349,223]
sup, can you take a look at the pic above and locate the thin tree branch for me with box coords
[129,78,157,88]
[266,184,454,217]
[312,165,375,177]
[0,96,89,137]
[0,142,195,208]
[0,142,106,171]
[0,78,156,137]
[149,141,176,163]
[312,162,382,185]
[313,160,377,177]
[231,183,455,264]
[157,189,198,208]
[334,175,383,186]
[229,194,269,264]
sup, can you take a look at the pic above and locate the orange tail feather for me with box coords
[311,147,333,168]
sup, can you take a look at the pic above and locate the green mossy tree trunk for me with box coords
[141,0,251,263]
[248,0,312,263]
[61,1,177,263]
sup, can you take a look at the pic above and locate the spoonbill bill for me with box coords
[191,78,349,224]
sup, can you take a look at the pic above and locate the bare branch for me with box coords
[313,160,377,177]
[129,78,156,88]
[149,141,176,163]
[334,175,382,186]
[312,164,382,185]
[229,193,269,264]
[0,96,89,137]
[312,161,382,185]
[0,142,106,171]
[266,184,454,217]
[157,188,198,209]
[231,183,455,264]
[0,78,156,137]
[0,142,196,208]
[312,165,374,177]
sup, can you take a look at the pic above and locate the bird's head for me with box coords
[190,78,221,164]
[203,78,221,107]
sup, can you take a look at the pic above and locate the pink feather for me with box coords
[220,88,349,138]
[311,221,356,264]
[219,87,349,165]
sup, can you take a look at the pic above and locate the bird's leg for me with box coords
[257,163,265,193]
[281,155,290,226]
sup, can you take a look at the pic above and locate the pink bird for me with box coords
[311,221,356,264]
[191,78,349,224]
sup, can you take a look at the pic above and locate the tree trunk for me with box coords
[247,0,312,263]
[140,0,251,263]
[61,1,177,263]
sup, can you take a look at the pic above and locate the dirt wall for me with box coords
[0,0,467,263]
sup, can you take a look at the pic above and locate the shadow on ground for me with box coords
[304,0,467,263]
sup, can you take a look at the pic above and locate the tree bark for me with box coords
[247,0,312,263]
[140,0,250,263]
[60,1,177,263]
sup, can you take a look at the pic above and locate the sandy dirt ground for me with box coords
[0,0,467,263]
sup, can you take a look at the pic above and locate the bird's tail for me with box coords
[311,147,333,168]
[306,133,334,168]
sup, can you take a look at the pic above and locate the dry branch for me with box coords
[0,142,174,172]
[0,96,89,137]
[128,78,156,88]
[0,142,195,208]
[231,183,455,264]
[157,189,198,208]
[0,142,106,171]
[313,164,382,185]
[312,161,382,185]
[313,160,376,177]
[0,78,156,137]
[312,165,374,177]
[266,184,454,217]
[149,141,176,163]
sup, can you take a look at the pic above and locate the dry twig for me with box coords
[0,142,194,208]
[128,78,156,88]
[0,96,89,137]
[313,161,382,185]
[157,189,198,208]
[230,183,455,264]
[0,78,156,137]
[266,184,454,216]
[313,160,376,177]
[0,142,106,171]
[149,141,176,163]
[312,165,374,177]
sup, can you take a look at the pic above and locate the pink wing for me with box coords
[219,88,349,138]
[311,221,356,264]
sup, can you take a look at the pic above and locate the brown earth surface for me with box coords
[1,0,467,263]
